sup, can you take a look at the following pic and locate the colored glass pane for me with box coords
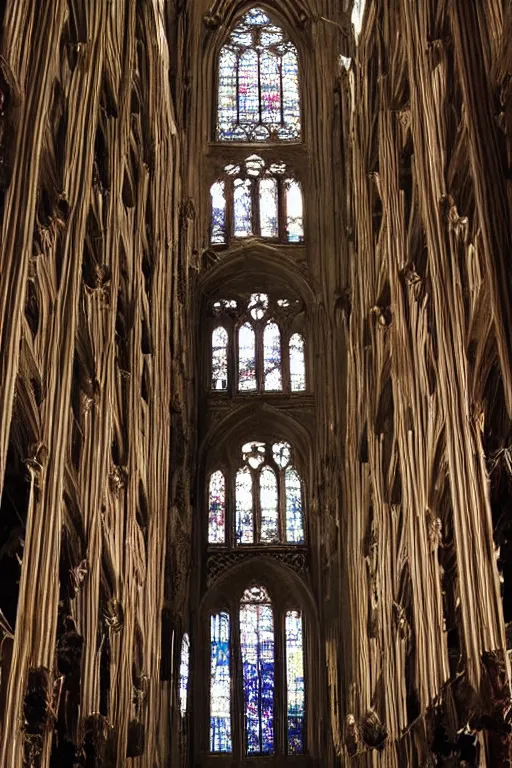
[240,588,275,754]
[210,612,232,752]
[216,9,301,142]
[236,466,254,544]
[289,333,306,391]
[263,322,282,391]
[234,179,253,237]
[260,51,281,125]
[285,467,304,543]
[238,323,257,391]
[210,181,226,244]
[238,49,259,125]
[212,327,228,390]
[259,178,278,238]
[179,633,190,717]
[208,471,226,544]
[272,441,291,468]
[286,180,304,242]
[260,466,279,542]
[281,50,301,140]
[286,611,305,754]
[217,48,237,139]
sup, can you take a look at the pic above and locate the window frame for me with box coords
[205,579,310,761]
[213,7,303,145]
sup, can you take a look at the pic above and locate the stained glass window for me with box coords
[259,177,279,238]
[240,587,275,754]
[260,466,279,542]
[210,612,232,752]
[179,633,190,717]
[217,9,301,142]
[236,466,254,544]
[234,179,253,237]
[238,323,257,391]
[208,471,226,544]
[210,158,304,245]
[286,180,304,242]
[210,181,226,244]
[289,333,306,391]
[263,322,282,391]
[285,467,304,543]
[285,611,305,754]
[212,327,228,390]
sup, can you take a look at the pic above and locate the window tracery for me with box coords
[208,293,307,394]
[208,585,305,756]
[210,155,304,245]
[217,9,301,142]
[208,440,305,546]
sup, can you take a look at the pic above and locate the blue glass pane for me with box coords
[212,326,228,390]
[238,323,257,391]
[259,466,279,542]
[286,611,305,754]
[280,49,301,140]
[240,589,274,755]
[179,633,190,717]
[211,181,227,244]
[208,471,226,544]
[285,467,304,543]
[236,466,254,544]
[210,612,232,752]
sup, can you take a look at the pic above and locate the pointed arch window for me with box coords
[208,441,305,547]
[210,156,304,245]
[217,9,301,142]
[208,293,307,394]
[208,588,306,757]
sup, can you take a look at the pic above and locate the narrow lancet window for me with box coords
[289,333,306,391]
[210,612,232,752]
[208,471,226,544]
[212,327,229,390]
[238,323,257,391]
[286,180,304,242]
[285,611,305,754]
[236,466,254,544]
[259,177,279,238]
[180,633,190,717]
[211,181,227,244]
[285,467,304,543]
[259,466,279,542]
[217,9,301,142]
[263,322,282,391]
[234,179,253,237]
[240,587,275,754]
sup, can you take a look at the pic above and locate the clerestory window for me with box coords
[208,440,304,546]
[216,8,301,142]
[210,155,304,245]
[209,586,305,756]
[209,293,307,394]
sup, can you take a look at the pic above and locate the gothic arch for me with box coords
[199,242,317,307]
[200,402,313,475]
